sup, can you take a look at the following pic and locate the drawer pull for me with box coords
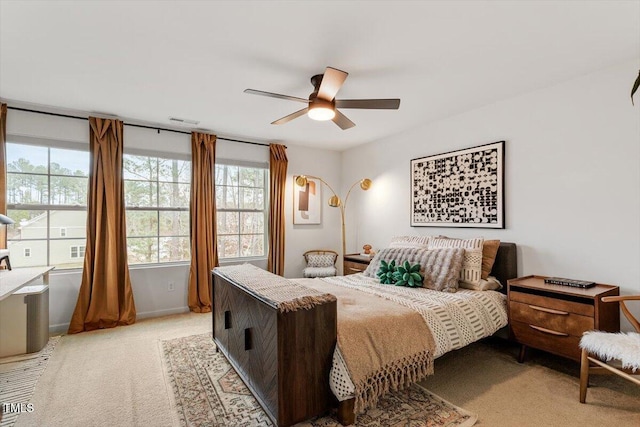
[224,310,231,329]
[529,325,569,337]
[528,305,569,316]
[244,328,252,351]
[348,268,362,272]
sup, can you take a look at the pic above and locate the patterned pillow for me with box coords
[307,254,336,268]
[429,237,484,288]
[388,235,432,249]
[420,248,465,292]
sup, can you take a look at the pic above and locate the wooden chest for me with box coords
[212,271,337,426]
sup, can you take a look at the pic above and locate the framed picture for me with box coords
[411,141,505,228]
[293,176,322,224]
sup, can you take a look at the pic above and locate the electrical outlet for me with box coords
[168,282,175,292]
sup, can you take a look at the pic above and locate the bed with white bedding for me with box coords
[296,273,508,401]
[212,242,517,426]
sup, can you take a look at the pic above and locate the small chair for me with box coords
[302,249,338,278]
[579,295,640,403]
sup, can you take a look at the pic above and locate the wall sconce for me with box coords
[296,175,372,272]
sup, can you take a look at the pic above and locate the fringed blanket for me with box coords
[297,278,436,413]
[213,264,336,313]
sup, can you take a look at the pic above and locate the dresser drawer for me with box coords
[344,260,367,275]
[510,320,582,360]
[509,290,593,317]
[510,301,594,336]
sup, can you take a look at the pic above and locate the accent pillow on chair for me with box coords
[306,254,336,268]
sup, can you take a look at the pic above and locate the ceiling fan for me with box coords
[244,66,400,130]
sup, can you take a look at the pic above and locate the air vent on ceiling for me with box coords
[168,117,200,126]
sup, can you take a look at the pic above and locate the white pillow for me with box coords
[460,275,502,291]
[429,237,484,288]
[388,235,431,248]
[307,254,336,268]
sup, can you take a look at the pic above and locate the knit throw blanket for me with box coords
[213,264,336,313]
[297,278,436,414]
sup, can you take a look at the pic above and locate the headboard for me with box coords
[490,242,518,294]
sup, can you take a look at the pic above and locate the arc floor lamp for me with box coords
[295,175,372,272]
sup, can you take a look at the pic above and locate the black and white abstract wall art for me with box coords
[411,141,505,228]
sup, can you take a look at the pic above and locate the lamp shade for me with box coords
[0,214,14,225]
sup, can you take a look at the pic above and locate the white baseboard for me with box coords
[49,306,191,335]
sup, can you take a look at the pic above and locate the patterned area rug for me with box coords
[160,333,477,427]
[0,337,60,427]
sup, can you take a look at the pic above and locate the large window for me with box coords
[124,152,190,264]
[215,163,267,259]
[6,141,88,269]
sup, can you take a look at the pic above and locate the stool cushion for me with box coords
[303,266,337,278]
[580,331,640,372]
[0,249,9,256]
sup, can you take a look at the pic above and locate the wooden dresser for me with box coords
[212,270,337,426]
[343,254,372,275]
[507,275,619,362]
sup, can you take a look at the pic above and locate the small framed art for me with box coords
[410,141,505,228]
[293,176,322,224]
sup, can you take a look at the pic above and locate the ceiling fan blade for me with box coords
[335,99,401,110]
[317,67,348,101]
[244,89,308,103]
[271,107,309,125]
[332,110,356,130]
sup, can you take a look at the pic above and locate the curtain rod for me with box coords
[7,106,280,148]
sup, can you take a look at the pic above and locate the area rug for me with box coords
[160,332,477,427]
[0,336,60,427]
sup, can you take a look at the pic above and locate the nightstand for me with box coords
[507,275,620,362]
[343,254,371,275]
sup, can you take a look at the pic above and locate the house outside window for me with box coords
[124,152,190,265]
[70,245,86,259]
[6,141,88,269]
[215,162,268,259]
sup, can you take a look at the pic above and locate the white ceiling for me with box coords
[1,1,638,151]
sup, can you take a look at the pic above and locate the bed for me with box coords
[212,242,517,426]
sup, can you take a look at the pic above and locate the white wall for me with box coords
[343,59,640,330]
[5,109,341,333]
[284,145,343,278]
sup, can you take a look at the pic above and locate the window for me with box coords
[124,153,190,264]
[6,142,88,269]
[215,163,267,259]
[70,245,85,259]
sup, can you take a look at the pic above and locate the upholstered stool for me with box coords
[0,249,11,270]
[303,250,338,278]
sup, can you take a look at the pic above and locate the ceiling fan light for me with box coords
[308,106,335,121]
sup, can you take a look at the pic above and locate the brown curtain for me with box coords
[267,144,288,275]
[68,117,136,334]
[0,104,7,249]
[188,132,218,313]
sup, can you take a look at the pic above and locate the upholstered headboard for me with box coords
[490,242,518,293]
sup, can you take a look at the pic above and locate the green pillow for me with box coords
[392,261,423,287]
[376,260,397,284]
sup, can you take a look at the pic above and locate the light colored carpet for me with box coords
[161,332,477,426]
[14,313,210,427]
[423,338,640,427]
[7,312,640,426]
